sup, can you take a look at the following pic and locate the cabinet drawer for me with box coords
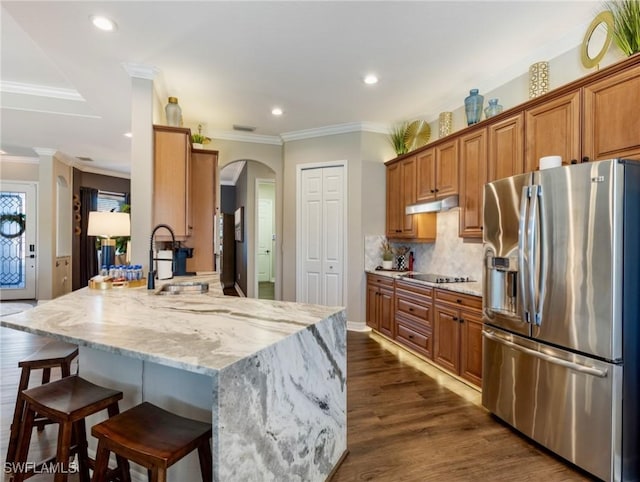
[396,297,431,327]
[435,289,482,310]
[396,319,433,358]
[366,273,395,288]
[395,279,433,299]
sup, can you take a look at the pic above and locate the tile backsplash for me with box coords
[364,209,483,281]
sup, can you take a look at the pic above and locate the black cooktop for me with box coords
[401,273,474,283]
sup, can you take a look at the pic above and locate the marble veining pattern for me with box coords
[0,274,346,375]
[215,314,346,481]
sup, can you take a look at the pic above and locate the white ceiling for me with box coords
[1,1,603,175]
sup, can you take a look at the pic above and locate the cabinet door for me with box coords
[435,139,459,197]
[488,113,524,181]
[460,309,483,387]
[187,150,217,272]
[366,283,379,330]
[153,127,191,238]
[385,162,403,237]
[378,286,395,338]
[400,157,417,236]
[416,148,436,202]
[525,91,581,172]
[433,304,460,373]
[459,128,487,238]
[583,64,640,161]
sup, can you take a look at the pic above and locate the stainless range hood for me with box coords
[405,195,459,214]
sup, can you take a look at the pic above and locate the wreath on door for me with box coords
[0,213,26,238]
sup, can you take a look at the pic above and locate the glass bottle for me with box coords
[484,98,503,119]
[464,89,484,125]
[165,97,182,127]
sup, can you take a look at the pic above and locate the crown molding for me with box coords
[280,121,389,142]
[33,147,57,157]
[0,81,84,101]
[122,62,160,80]
[73,163,131,179]
[0,155,39,164]
[210,129,282,146]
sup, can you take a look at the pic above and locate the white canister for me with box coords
[156,250,173,279]
[539,155,562,170]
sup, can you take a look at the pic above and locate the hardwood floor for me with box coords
[0,326,594,481]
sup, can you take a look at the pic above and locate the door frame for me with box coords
[295,161,348,305]
[0,181,38,300]
[254,178,276,298]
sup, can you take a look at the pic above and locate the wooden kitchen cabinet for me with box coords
[488,112,524,181]
[366,273,394,337]
[153,126,192,238]
[386,157,436,241]
[433,289,483,387]
[458,127,487,238]
[524,90,581,172]
[416,139,459,202]
[186,148,218,273]
[583,63,640,161]
[394,279,433,358]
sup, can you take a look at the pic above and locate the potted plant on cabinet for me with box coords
[191,123,211,149]
[381,238,394,270]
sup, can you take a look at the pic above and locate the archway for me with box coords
[219,159,277,299]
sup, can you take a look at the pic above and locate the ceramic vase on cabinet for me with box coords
[464,89,484,125]
[165,97,182,127]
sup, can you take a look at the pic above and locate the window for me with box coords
[97,191,127,212]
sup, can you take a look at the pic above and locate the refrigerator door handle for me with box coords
[528,185,540,326]
[535,185,547,326]
[518,186,531,323]
[482,329,609,378]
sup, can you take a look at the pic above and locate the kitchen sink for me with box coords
[155,281,209,295]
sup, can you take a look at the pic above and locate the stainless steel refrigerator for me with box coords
[482,159,639,482]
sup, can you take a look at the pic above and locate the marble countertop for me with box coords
[1,273,345,375]
[366,270,483,298]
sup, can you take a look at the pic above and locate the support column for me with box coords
[34,147,56,300]
[123,63,158,273]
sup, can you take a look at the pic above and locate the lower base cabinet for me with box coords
[365,275,483,388]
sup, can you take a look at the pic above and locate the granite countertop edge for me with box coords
[365,270,483,298]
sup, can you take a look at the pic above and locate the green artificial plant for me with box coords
[606,0,640,56]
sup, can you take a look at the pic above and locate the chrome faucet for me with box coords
[147,224,176,290]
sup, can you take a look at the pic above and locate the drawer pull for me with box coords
[453,316,458,321]
[456,299,462,303]
[408,307,414,312]
[408,335,414,339]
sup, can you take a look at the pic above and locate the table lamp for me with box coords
[87,211,131,268]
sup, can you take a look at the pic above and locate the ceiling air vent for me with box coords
[77,156,93,162]
[233,124,256,132]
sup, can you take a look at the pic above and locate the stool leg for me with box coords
[12,404,36,482]
[54,421,73,482]
[197,439,213,482]
[106,402,132,482]
[91,440,111,482]
[6,367,31,464]
[148,466,166,482]
[72,419,91,482]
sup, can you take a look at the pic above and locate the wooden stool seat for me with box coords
[12,375,124,482]
[91,402,213,482]
[6,341,79,464]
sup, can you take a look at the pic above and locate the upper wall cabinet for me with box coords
[153,125,192,239]
[416,139,459,202]
[583,63,640,161]
[459,128,487,238]
[524,91,581,172]
[488,113,524,182]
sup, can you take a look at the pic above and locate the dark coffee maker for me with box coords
[174,247,194,276]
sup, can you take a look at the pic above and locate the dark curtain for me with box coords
[79,187,98,287]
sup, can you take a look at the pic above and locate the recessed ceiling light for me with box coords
[90,15,117,32]
[271,107,283,116]
[124,132,132,138]
[364,74,379,85]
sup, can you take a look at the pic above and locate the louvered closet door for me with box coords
[300,166,344,306]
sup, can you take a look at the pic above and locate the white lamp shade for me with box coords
[87,211,130,238]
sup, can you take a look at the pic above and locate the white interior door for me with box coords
[299,165,344,306]
[257,198,273,282]
[1,182,37,300]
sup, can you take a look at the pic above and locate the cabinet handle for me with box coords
[408,334,414,339]
[456,299,462,303]
[430,189,435,193]
[453,316,458,321]
[570,159,578,164]
[460,318,465,323]
[408,307,414,312]
[435,188,439,193]
[582,156,590,163]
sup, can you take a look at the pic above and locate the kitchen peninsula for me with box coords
[1,274,347,481]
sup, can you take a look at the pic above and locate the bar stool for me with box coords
[6,340,79,464]
[12,375,125,482]
[91,402,213,482]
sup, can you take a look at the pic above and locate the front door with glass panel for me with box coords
[0,182,37,300]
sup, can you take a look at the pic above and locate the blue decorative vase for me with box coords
[484,98,503,119]
[464,89,484,125]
